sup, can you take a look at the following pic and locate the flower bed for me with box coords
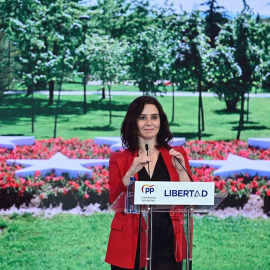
[185,140,270,214]
[0,138,270,212]
[0,138,110,210]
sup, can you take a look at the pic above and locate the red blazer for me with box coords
[105,146,193,269]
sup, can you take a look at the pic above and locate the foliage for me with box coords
[206,7,262,113]
[171,11,210,139]
[0,0,85,103]
[84,34,129,86]
[255,22,270,92]
[126,25,167,94]
[90,0,151,39]
[201,0,228,48]
[1,0,270,108]
[0,32,16,94]
[205,34,243,111]
[171,11,210,91]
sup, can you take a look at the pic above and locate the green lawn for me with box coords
[0,213,269,270]
[1,93,270,141]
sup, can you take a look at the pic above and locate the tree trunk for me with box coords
[48,80,55,105]
[54,87,61,138]
[54,55,65,138]
[101,85,106,99]
[26,85,33,96]
[172,83,175,122]
[225,98,239,112]
[236,94,245,140]
[200,93,205,131]
[48,40,59,106]
[108,84,112,125]
[198,92,202,140]
[198,80,204,139]
[246,92,249,122]
[31,92,34,133]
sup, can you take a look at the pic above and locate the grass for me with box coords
[193,215,270,270]
[1,92,270,141]
[0,213,111,270]
[0,213,269,270]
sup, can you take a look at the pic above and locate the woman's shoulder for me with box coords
[159,145,184,151]
[110,149,132,160]
[160,145,187,154]
[172,145,185,151]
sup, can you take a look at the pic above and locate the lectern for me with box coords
[109,181,227,270]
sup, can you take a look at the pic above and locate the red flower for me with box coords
[34,170,41,177]
[238,183,246,190]
[251,180,258,189]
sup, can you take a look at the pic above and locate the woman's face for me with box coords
[137,104,160,140]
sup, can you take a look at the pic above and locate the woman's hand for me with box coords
[122,156,151,186]
[169,149,186,173]
[169,149,190,182]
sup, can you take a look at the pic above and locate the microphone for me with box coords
[167,144,193,182]
[145,144,151,180]
[145,144,149,152]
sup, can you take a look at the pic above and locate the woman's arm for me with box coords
[109,151,152,203]
[108,152,127,204]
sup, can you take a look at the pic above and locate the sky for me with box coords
[80,0,270,17]
[151,0,270,17]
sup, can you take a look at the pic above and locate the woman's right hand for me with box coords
[122,156,151,186]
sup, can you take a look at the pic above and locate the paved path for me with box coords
[4,90,270,98]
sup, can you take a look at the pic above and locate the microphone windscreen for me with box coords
[145,144,149,151]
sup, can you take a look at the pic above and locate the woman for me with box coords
[105,96,192,270]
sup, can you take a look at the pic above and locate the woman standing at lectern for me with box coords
[105,96,192,270]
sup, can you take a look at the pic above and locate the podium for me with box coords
[109,181,227,270]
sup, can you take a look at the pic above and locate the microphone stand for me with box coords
[137,208,142,270]
[171,148,193,270]
[145,144,153,270]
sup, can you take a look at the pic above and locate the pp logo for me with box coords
[142,184,155,194]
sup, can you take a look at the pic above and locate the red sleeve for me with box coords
[108,152,127,204]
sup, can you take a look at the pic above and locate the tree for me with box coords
[206,5,261,139]
[201,0,228,48]
[32,0,84,105]
[173,11,210,139]
[84,34,128,124]
[254,22,270,93]
[153,5,185,122]
[127,26,167,95]
[85,0,152,100]
[206,22,243,111]
[155,8,211,139]
[1,0,84,104]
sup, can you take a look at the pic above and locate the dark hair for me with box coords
[121,96,173,152]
